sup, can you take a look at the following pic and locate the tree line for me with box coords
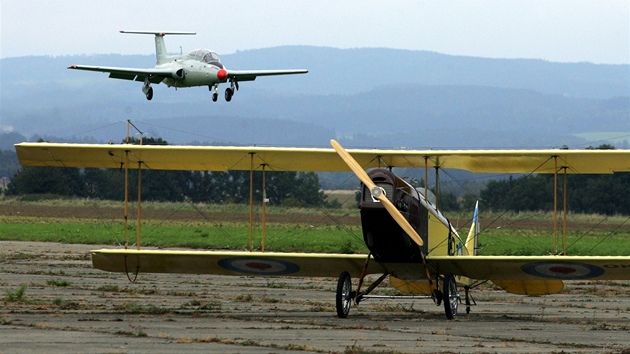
[478,173,630,215]
[6,166,332,207]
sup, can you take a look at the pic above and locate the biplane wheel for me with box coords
[212,92,218,102]
[145,87,153,101]
[225,87,233,102]
[443,273,458,320]
[336,271,352,318]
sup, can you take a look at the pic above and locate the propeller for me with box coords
[330,139,424,246]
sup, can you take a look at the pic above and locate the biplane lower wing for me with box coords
[91,249,384,278]
[428,256,630,281]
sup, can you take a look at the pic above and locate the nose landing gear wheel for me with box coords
[443,273,459,320]
[212,92,218,102]
[336,271,352,318]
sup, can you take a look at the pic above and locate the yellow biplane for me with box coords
[14,140,630,319]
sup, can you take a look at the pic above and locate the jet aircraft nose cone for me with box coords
[217,69,228,81]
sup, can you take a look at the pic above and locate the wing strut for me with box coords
[435,166,440,209]
[122,120,145,251]
[552,157,570,256]
[424,156,429,203]
[249,153,255,251]
[136,160,143,250]
[123,121,132,249]
[562,167,568,255]
[261,164,267,252]
[553,156,558,253]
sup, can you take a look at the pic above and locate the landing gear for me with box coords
[336,271,353,318]
[210,84,218,102]
[142,78,153,101]
[442,273,459,320]
[224,87,233,102]
[145,87,153,101]
[334,254,464,320]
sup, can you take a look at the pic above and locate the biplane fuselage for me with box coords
[360,169,460,264]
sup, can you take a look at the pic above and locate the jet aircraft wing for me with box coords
[226,69,309,82]
[68,65,173,83]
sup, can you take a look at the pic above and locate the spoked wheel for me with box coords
[442,273,459,320]
[145,87,153,101]
[225,87,233,102]
[336,271,352,318]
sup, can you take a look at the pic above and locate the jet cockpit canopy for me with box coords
[188,49,223,68]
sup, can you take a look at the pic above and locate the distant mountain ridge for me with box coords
[1,46,628,149]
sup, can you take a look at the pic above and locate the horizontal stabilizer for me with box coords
[120,30,196,36]
[492,279,564,295]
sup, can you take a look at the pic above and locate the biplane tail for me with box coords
[464,201,479,256]
[119,31,196,65]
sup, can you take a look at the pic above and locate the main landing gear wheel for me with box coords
[224,87,233,102]
[443,273,459,320]
[212,92,218,102]
[145,87,153,101]
[336,271,353,318]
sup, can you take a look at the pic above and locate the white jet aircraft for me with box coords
[68,31,308,101]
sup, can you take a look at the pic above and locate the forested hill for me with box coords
[2,46,628,150]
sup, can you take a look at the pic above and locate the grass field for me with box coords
[1,196,629,256]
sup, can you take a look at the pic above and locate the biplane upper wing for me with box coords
[14,142,630,174]
[427,255,630,281]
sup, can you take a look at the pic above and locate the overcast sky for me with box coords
[1,0,628,64]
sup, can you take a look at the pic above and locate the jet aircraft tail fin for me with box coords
[464,201,479,256]
[119,31,196,65]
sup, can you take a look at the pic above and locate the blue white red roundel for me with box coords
[218,257,300,275]
[521,261,604,280]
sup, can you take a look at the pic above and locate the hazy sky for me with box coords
[1,0,628,64]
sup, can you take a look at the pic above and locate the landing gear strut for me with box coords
[223,79,239,102]
[334,252,465,320]
[224,87,233,102]
[210,84,218,102]
[142,78,153,101]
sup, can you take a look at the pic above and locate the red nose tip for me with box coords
[217,69,228,81]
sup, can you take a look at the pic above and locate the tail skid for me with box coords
[119,30,196,65]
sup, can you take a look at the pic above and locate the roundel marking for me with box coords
[521,261,604,280]
[218,257,300,275]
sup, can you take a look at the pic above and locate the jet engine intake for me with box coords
[171,68,185,79]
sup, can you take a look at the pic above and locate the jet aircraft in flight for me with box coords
[68,31,308,101]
